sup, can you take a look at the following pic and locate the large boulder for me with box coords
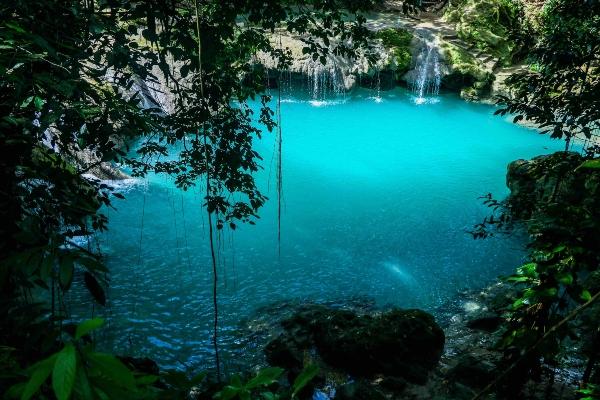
[265,305,445,384]
[506,151,599,219]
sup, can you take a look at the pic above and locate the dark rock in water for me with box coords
[264,335,305,372]
[379,376,407,392]
[335,381,386,400]
[446,354,496,389]
[118,356,160,376]
[466,313,503,332]
[265,305,445,384]
[315,309,444,383]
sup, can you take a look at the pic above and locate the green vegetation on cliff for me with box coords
[375,28,413,76]
[441,42,494,99]
[444,0,530,65]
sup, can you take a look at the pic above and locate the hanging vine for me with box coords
[193,0,221,379]
[276,33,284,258]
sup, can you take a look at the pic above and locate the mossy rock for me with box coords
[375,28,413,76]
[441,42,494,99]
[265,306,445,385]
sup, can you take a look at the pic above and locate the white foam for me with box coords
[308,99,347,107]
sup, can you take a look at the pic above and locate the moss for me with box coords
[444,0,523,64]
[443,43,488,80]
[442,42,495,99]
[375,28,413,75]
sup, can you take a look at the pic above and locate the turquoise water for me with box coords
[69,88,564,370]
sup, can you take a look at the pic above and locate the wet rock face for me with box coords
[265,306,445,384]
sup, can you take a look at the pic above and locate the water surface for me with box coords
[68,88,564,370]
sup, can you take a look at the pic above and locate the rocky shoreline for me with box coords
[213,278,580,400]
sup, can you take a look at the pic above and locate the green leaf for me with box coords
[214,385,240,400]
[511,298,525,309]
[506,275,530,283]
[292,364,319,397]
[538,287,558,298]
[20,96,34,109]
[519,262,537,277]
[83,272,106,306]
[577,159,600,170]
[21,354,57,400]
[239,389,251,400]
[75,318,104,340]
[59,257,74,290]
[581,290,592,302]
[78,256,108,273]
[73,367,93,400]
[135,375,158,386]
[52,343,77,400]
[230,375,243,389]
[245,367,283,389]
[34,96,45,111]
[86,352,135,390]
[556,272,573,285]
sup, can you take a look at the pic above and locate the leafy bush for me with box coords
[7,319,158,400]
[213,364,320,400]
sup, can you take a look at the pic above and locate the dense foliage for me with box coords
[474,0,600,395]
[496,0,600,149]
[0,0,382,398]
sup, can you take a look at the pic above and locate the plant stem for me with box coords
[194,0,220,380]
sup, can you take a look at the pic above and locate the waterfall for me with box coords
[305,61,347,105]
[412,39,442,105]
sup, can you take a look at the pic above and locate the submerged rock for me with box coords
[446,354,496,389]
[265,305,445,384]
[466,313,503,332]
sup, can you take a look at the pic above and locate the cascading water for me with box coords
[411,39,442,105]
[305,61,347,106]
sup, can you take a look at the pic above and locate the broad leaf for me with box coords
[292,364,319,397]
[52,343,77,400]
[83,272,106,306]
[245,367,283,389]
[86,352,135,390]
[214,385,240,400]
[75,318,105,340]
[21,354,57,400]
